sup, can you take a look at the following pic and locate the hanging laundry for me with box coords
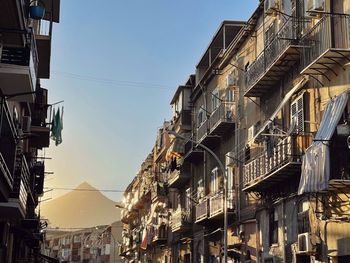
[51,106,63,145]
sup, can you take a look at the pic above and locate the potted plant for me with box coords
[29,0,45,20]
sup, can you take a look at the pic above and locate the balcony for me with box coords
[171,208,191,233]
[168,169,190,189]
[0,0,27,32]
[183,140,204,162]
[152,224,168,244]
[195,198,208,223]
[209,192,224,219]
[243,135,312,192]
[245,16,300,97]
[300,14,350,77]
[197,119,209,143]
[0,31,38,102]
[35,20,52,79]
[132,184,151,209]
[209,102,235,135]
[173,109,191,132]
[0,101,18,200]
[0,155,30,218]
[121,205,138,224]
[151,182,167,202]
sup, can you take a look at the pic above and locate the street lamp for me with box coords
[167,130,228,263]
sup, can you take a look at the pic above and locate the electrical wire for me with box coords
[43,187,125,193]
[51,70,173,90]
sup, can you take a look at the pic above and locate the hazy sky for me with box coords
[42,0,259,202]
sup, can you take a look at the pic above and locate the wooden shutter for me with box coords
[291,94,304,132]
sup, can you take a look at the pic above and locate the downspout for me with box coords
[324,220,329,263]
[282,199,286,263]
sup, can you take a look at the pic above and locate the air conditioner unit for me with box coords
[247,125,256,142]
[297,233,314,254]
[307,0,325,13]
[265,0,278,15]
[22,116,31,133]
[226,72,238,88]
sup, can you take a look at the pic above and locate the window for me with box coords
[197,108,205,127]
[211,167,219,194]
[291,94,304,133]
[197,179,204,199]
[269,209,278,245]
[227,167,235,209]
[226,89,235,102]
[211,88,220,112]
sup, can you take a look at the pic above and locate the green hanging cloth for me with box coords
[51,107,63,146]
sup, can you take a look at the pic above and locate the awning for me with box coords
[298,90,349,194]
[251,77,308,143]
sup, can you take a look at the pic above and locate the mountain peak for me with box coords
[75,181,96,190]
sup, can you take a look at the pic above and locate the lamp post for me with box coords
[167,130,228,262]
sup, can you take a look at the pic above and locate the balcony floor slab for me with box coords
[301,48,350,77]
[243,161,301,192]
[245,45,300,97]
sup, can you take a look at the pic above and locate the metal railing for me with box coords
[195,198,208,221]
[173,109,191,128]
[171,208,191,231]
[0,30,38,90]
[196,119,209,142]
[246,14,298,92]
[243,135,311,188]
[167,169,180,185]
[151,182,167,200]
[19,156,30,210]
[209,191,224,217]
[209,102,235,131]
[301,14,350,71]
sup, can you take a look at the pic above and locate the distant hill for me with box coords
[40,182,121,228]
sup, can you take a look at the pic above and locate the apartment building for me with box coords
[120,0,350,262]
[0,0,60,262]
[43,222,122,263]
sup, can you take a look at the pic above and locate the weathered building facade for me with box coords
[120,0,350,262]
[0,0,61,262]
[43,222,122,263]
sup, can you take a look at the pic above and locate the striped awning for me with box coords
[298,90,349,194]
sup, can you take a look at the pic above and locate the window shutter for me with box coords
[291,94,304,132]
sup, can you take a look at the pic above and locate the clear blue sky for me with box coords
[43,0,259,201]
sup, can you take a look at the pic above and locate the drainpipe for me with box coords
[324,221,329,263]
[281,199,286,263]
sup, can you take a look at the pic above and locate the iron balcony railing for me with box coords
[301,14,350,72]
[243,135,312,189]
[209,102,235,131]
[171,207,191,231]
[0,30,38,90]
[196,119,209,142]
[173,109,191,129]
[195,198,208,222]
[0,101,18,188]
[151,182,167,201]
[167,169,180,186]
[209,191,224,217]
[19,156,30,210]
[246,14,298,93]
